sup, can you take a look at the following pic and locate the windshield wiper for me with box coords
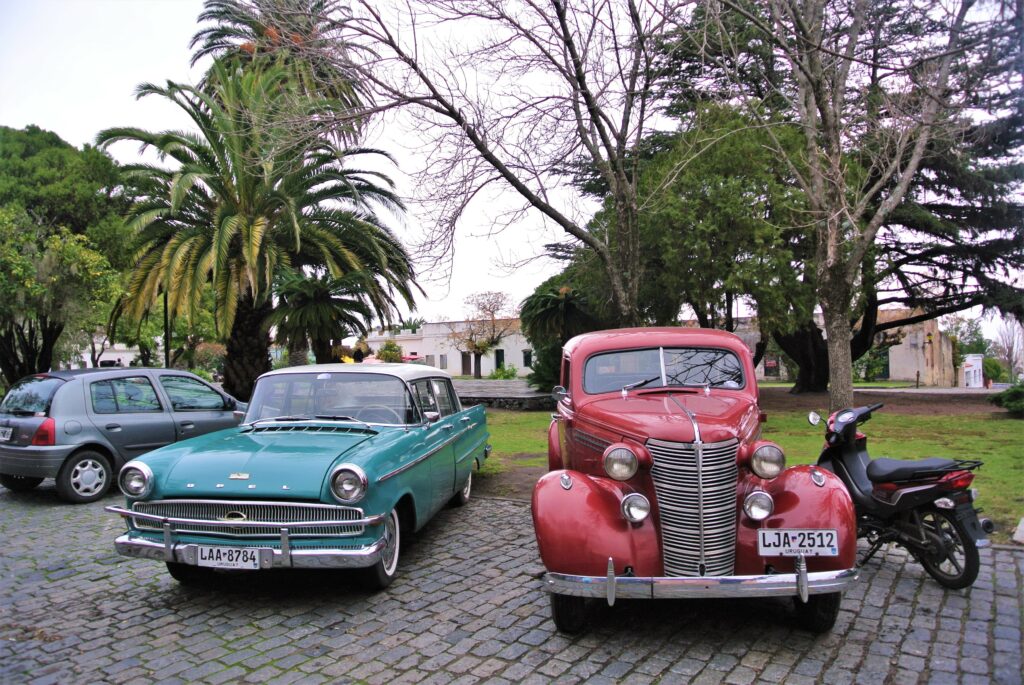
[313,415,378,432]
[240,415,312,430]
[4,409,36,416]
[621,375,661,398]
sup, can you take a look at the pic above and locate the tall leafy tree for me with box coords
[0,208,119,385]
[98,60,416,400]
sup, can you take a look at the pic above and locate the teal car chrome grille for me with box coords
[131,499,366,538]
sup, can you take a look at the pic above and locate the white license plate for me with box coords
[0,427,11,441]
[195,545,261,569]
[758,529,839,557]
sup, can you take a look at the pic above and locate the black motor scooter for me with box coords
[809,403,993,589]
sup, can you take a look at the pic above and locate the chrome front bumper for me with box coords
[107,504,387,570]
[113,534,386,569]
[544,557,859,606]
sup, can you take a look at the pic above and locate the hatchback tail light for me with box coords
[31,417,55,446]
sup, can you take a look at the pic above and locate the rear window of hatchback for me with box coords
[0,375,65,415]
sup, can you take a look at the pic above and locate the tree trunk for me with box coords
[223,295,272,402]
[311,338,336,365]
[772,322,829,394]
[289,336,311,365]
[0,318,64,385]
[821,297,855,411]
[473,352,483,379]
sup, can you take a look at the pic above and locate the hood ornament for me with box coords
[229,473,250,480]
[559,473,573,490]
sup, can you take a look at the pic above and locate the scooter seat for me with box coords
[866,457,958,483]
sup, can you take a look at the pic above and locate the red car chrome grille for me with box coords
[647,438,738,577]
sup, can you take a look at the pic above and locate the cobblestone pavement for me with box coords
[1,487,1021,685]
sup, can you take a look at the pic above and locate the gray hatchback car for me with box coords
[0,368,244,503]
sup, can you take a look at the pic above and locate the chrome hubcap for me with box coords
[71,459,106,495]
[461,472,472,499]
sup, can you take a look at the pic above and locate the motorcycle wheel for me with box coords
[918,507,979,590]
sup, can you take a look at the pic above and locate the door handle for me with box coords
[443,424,454,431]
[105,424,122,432]
[460,417,471,423]
[181,421,195,430]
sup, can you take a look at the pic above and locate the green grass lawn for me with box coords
[483,408,1023,543]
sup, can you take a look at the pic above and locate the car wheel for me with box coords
[793,592,842,633]
[550,593,589,634]
[450,471,472,507]
[0,474,44,492]
[362,507,401,590]
[55,450,112,503]
[165,562,214,585]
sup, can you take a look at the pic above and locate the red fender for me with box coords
[547,419,561,472]
[735,465,857,574]
[532,470,662,577]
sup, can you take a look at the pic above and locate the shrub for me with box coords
[376,339,404,363]
[193,342,227,372]
[989,382,1024,418]
[192,368,214,382]
[488,365,519,380]
[983,357,1006,383]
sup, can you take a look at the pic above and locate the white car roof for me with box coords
[259,363,450,383]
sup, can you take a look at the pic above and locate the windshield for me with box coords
[245,372,420,425]
[0,375,64,415]
[583,347,745,395]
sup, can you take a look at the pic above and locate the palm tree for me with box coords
[265,269,373,363]
[520,284,602,346]
[190,0,368,142]
[98,61,415,400]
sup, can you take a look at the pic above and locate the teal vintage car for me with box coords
[107,364,489,588]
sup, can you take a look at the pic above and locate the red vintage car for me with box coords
[533,328,858,633]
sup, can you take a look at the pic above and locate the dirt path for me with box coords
[474,388,1007,500]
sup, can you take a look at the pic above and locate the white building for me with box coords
[961,353,985,388]
[365,320,534,377]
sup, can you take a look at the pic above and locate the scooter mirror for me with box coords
[807,411,822,426]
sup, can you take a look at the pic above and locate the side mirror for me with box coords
[224,396,237,411]
[551,386,568,403]
[807,411,822,426]
[424,411,441,423]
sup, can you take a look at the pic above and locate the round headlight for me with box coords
[621,493,651,523]
[330,464,367,503]
[743,491,774,521]
[604,446,638,481]
[751,444,785,479]
[118,461,153,498]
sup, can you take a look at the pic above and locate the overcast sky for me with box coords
[0,0,561,323]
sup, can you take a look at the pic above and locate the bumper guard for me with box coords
[544,556,859,606]
[106,505,387,570]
